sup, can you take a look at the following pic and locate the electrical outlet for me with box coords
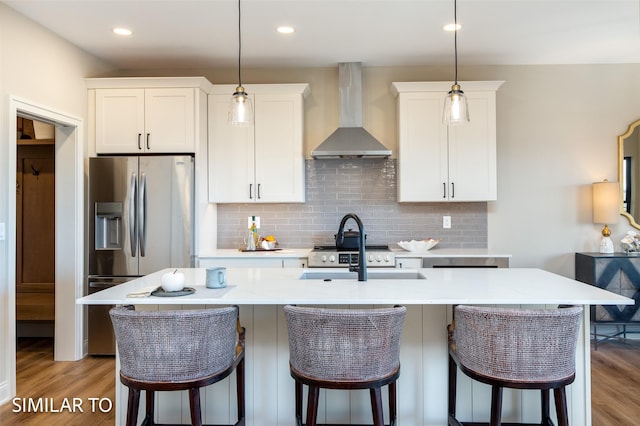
[247,216,261,229]
[443,216,451,229]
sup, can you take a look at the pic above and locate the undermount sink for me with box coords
[299,269,426,280]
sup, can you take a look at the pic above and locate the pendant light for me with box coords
[443,0,469,125]
[229,0,253,126]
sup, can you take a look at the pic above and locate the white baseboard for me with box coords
[0,379,13,406]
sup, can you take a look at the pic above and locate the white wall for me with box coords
[486,65,640,274]
[0,2,114,403]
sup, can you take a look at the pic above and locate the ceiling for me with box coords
[4,0,640,70]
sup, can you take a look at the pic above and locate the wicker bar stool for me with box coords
[447,305,583,426]
[283,305,407,426]
[109,305,245,426]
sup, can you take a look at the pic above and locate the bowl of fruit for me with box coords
[259,235,278,250]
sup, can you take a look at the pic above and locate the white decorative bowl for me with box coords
[397,239,440,252]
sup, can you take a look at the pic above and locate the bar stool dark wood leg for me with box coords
[189,387,203,426]
[554,387,569,426]
[140,390,155,426]
[237,359,245,423]
[389,381,397,426]
[370,387,384,426]
[126,388,140,426]
[295,380,303,426]
[489,386,502,426]
[306,385,320,426]
[142,389,154,426]
[541,389,551,425]
[448,353,457,422]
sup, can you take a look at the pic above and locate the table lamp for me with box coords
[592,180,620,253]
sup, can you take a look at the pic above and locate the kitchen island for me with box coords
[78,267,632,426]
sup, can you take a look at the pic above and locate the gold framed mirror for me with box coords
[618,119,640,230]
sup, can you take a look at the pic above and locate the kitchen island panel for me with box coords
[420,304,449,423]
[110,304,590,426]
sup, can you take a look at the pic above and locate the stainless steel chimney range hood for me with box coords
[312,62,391,159]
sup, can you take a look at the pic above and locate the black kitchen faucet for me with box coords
[336,213,367,281]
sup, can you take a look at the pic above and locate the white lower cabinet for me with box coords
[208,84,310,203]
[283,258,307,268]
[392,81,504,202]
[395,257,422,269]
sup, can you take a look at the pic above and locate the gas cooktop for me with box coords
[312,245,390,252]
[308,245,395,267]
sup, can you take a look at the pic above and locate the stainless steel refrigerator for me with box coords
[87,155,194,354]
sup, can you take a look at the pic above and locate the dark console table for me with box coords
[575,252,640,349]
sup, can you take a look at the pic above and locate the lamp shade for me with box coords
[592,180,620,225]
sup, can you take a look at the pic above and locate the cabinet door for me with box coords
[144,88,195,153]
[448,91,497,201]
[397,92,448,202]
[95,89,145,153]
[395,258,423,269]
[254,93,305,202]
[208,94,255,203]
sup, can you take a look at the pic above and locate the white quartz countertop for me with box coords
[391,247,512,258]
[77,267,632,306]
[198,248,312,258]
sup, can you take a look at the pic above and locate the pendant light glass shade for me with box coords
[229,0,253,126]
[229,85,253,126]
[443,0,469,125]
[443,84,469,125]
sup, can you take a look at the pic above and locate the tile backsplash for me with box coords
[216,159,487,249]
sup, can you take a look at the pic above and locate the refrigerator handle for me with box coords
[138,172,147,257]
[129,172,137,257]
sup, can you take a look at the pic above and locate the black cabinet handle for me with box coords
[146,133,150,150]
[137,133,142,150]
[249,184,253,199]
[443,182,446,199]
[257,184,261,199]
[451,182,455,199]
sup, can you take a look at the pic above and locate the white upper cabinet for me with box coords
[87,77,213,154]
[208,93,255,202]
[392,81,503,202]
[208,84,310,203]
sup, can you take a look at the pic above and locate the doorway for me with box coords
[2,96,84,404]
[16,117,56,343]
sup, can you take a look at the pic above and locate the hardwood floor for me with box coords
[0,338,115,425]
[0,337,638,425]
[591,339,640,426]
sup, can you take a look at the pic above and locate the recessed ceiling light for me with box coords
[276,26,295,34]
[443,23,462,32]
[113,27,133,36]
